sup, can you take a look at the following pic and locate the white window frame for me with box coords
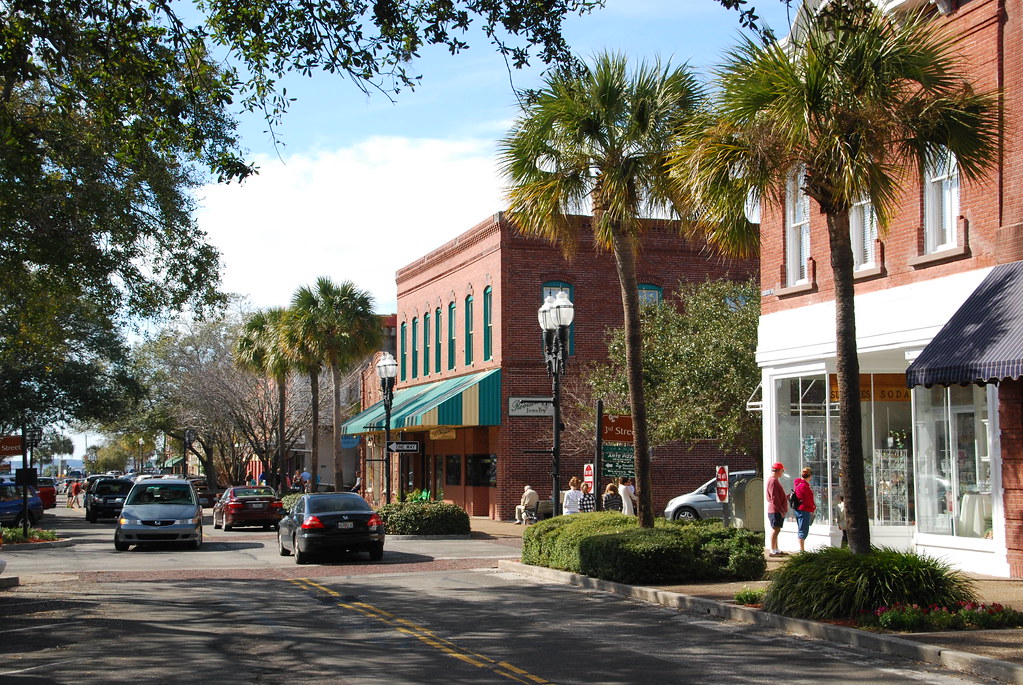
[924,148,959,254]
[850,195,878,271]
[786,165,811,286]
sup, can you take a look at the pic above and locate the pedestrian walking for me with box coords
[602,483,623,512]
[766,462,788,557]
[579,482,596,512]
[793,467,816,552]
[562,477,582,515]
[618,477,637,516]
[68,480,82,509]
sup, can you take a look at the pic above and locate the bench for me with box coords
[523,499,554,525]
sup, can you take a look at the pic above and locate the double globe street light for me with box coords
[375,351,398,505]
[538,291,574,516]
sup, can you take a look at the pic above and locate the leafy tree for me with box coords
[590,279,761,456]
[290,278,381,488]
[500,52,704,528]
[672,0,997,552]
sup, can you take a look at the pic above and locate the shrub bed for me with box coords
[2,527,58,544]
[762,547,977,620]
[378,501,470,535]
[521,513,766,585]
[859,601,1023,632]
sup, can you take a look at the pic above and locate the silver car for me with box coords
[663,470,757,521]
[115,479,203,551]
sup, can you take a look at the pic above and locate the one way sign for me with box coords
[387,441,420,453]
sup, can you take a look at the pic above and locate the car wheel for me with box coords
[114,535,130,552]
[223,522,233,532]
[294,536,310,565]
[673,507,699,522]
[86,509,97,523]
[368,542,384,562]
[278,529,291,556]
[191,526,203,550]
[213,513,221,530]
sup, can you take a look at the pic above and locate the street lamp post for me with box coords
[137,437,144,474]
[376,352,398,505]
[538,291,574,517]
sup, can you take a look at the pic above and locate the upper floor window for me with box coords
[400,322,407,382]
[924,148,959,254]
[542,281,574,355]
[850,195,878,270]
[423,312,431,376]
[638,284,662,306]
[483,287,493,361]
[448,302,456,370]
[786,165,811,286]
[435,307,442,373]
[411,317,419,379]
[464,295,474,365]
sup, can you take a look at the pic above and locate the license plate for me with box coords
[338,521,354,529]
[249,502,266,509]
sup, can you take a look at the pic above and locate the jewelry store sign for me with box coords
[509,396,554,417]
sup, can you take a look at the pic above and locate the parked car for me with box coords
[35,477,57,509]
[213,486,284,531]
[277,492,384,564]
[114,479,203,551]
[0,482,44,527]
[663,470,758,521]
[185,477,216,508]
[85,478,134,522]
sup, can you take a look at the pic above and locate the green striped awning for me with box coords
[341,369,501,435]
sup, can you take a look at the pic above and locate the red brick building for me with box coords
[756,0,1023,575]
[343,212,758,519]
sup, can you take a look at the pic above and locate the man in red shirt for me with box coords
[766,462,788,556]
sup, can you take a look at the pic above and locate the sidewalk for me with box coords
[472,517,1023,684]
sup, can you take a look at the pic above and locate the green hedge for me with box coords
[522,513,766,585]
[378,501,471,535]
[280,493,302,511]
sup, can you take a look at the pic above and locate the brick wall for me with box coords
[1000,380,1023,577]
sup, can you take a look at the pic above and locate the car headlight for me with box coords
[176,517,201,525]
[119,518,139,525]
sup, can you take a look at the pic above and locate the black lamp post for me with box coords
[183,428,196,476]
[538,291,574,516]
[376,351,398,505]
[21,425,43,537]
[137,437,144,474]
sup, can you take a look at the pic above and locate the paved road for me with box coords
[0,506,1003,684]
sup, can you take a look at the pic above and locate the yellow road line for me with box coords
[289,578,551,684]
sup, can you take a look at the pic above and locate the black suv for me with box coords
[85,478,134,522]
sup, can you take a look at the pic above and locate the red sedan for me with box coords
[36,477,57,509]
[212,486,284,531]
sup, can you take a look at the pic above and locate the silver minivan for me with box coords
[115,479,203,551]
[663,470,757,521]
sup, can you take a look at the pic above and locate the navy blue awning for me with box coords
[906,261,1023,388]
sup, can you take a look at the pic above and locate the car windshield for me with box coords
[127,484,195,505]
[307,495,372,514]
[234,488,275,498]
[96,481,133,496]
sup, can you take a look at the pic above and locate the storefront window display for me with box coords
[776,373,915,529]
[914,384,992,539]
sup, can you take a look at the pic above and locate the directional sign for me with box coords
[387,441,420,453]
[602,451,635,478]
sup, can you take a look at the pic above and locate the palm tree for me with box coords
[291,278,381,489]
[235,307,292,489]
[673,0,997,552]
[281,305,323,492]
[499,52,704,528]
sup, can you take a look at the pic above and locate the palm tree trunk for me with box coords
[331,362,345,488]
[827,211,871,554]
[609,221,654,528]
[309,370,319,493]
[277,375,286,491]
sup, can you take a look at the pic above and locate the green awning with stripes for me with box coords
[341,369,501,435]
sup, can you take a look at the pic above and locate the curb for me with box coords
[2,539,74,551]
[498,560,1023,685]
[0,576,19,589]
[388,534,472,540]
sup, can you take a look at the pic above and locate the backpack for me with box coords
[789,489,801,511]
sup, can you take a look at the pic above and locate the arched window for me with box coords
[400,322,407,382]
[786,165,810,286]
[447,302,456,370]
[464,295,474,365]
[637,284,662,306]
[541,281,574,355]
[411,317,419,379]
[483,287,493,361]
[423,312,431,376]
[435,307,442,373]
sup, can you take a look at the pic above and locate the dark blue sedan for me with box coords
[0,483,44,527]
[277,492,384,564]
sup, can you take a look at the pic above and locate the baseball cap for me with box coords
[772,462,785,471]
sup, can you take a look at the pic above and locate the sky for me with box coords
[196,0,796,315]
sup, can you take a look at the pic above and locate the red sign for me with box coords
[583,463,594,490]
[601,414,634,442]
[715,465,729,503]
[0,436,23,458]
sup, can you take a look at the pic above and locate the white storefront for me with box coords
[758,266,1010,576]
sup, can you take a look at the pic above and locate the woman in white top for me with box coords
[562,476,583,514]
[618,477,637,516]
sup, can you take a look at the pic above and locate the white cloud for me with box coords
[196,136,506,313]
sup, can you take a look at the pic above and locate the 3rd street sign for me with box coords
[387,441,420,453]
[0,436,23,457]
